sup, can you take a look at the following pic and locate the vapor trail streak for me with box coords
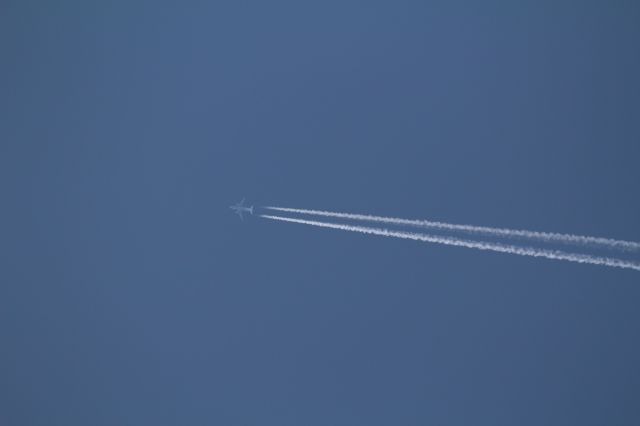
[260,215,640,271]
[265,207,640,252]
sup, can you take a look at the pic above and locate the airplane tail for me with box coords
[249,206,254,215]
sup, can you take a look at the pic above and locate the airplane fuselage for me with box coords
[230,206,253,215]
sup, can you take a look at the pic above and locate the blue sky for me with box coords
[2,1,640,424]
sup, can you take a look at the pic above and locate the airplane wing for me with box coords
[236,209,244,221]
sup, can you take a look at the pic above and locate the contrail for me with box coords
[260,215,640,271]
[264,206,640,252]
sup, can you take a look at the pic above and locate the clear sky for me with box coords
[2,1,640,425]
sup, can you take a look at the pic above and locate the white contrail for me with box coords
[260,215,640,271]
[264,206,640,252]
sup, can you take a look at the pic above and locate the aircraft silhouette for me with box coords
[230,198,254,221]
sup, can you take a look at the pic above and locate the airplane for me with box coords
[230,197,254,221]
